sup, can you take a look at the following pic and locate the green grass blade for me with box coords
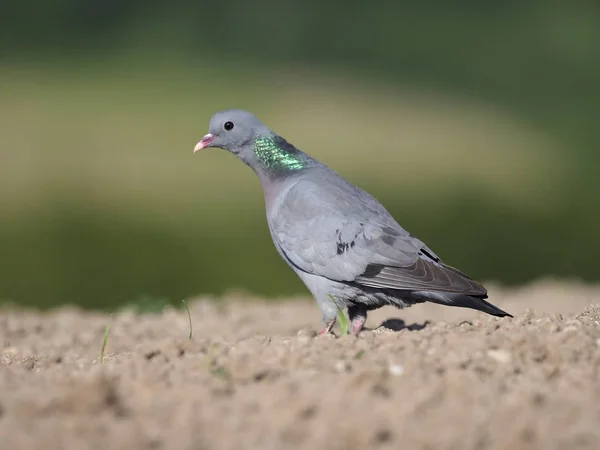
[327,293,349,335]
[182,299,193,340]
[100,314,113,363]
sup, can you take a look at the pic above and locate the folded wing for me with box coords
[269,176,485,297]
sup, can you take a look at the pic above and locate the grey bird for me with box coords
[194,109,512,335]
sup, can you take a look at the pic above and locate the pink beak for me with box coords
[194,134,215,153]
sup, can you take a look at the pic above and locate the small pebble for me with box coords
[487,349,512,364]
[335,360,351,373]
[389,364,404,376]
[1,347,20,365]
[295,335,311,345]
[296,328,314,339]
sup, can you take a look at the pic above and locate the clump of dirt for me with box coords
[1,280,600,450]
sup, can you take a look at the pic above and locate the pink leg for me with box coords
[348,304,367,336]
[350,315,366,336]
[318,318,336,335]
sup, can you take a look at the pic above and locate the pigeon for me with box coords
[194,109,512,336]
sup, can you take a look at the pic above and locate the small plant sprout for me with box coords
[205,343,231,379]
[327,293,349,335]
[182,299,193,340]
[100,314,113,363]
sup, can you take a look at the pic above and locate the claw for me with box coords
[317,318,336,336]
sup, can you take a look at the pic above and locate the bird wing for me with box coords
[269,176,486,296]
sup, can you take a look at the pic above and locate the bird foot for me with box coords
[317,318,336,336]
[350,316,366,336]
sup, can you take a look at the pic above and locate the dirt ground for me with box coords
[1,279,600,450]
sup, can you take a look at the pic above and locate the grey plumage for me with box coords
[194,109,512,335]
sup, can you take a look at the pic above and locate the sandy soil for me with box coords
[1,279,600,450]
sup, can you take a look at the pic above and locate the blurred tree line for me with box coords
[1,1,599,308]
[3,1,599,156]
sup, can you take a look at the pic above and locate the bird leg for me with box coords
[317,318,336,336]
[348,304,368,336]
[350,316,366,336]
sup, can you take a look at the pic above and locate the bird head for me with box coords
[194,109,271,160]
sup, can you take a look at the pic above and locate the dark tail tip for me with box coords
[477,297,513,318]
[407,291,513,318]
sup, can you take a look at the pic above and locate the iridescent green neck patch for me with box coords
[254,135,307,172]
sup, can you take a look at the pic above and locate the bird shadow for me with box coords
[375,318,430,332]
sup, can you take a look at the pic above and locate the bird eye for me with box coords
[224,121,234,131]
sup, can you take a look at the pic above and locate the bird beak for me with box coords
[194,134,215,153]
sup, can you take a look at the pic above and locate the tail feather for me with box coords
[406,291,513,318]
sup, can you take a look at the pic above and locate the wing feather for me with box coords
[354,261,487,296]
[269,173,485,296]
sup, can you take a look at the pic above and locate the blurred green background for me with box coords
[1,1,599,309]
